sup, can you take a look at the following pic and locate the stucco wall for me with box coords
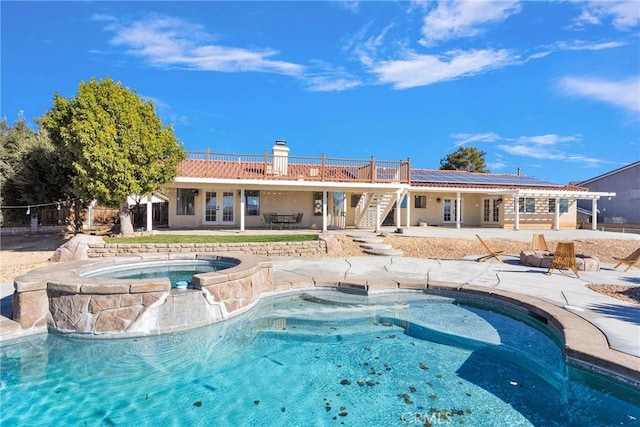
[577,163,640,224]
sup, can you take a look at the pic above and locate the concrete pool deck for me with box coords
[0,226,638,383]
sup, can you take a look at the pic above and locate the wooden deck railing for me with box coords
[179,150,411,184]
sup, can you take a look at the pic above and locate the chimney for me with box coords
[272,140,289,176]
[517,167,521,176]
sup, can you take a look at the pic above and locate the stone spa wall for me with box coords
[12,253,274,338]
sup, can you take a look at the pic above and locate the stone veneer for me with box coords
[87,240,327,258]
[12,253,273,337]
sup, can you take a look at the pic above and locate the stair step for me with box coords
[363,248,403,256]
[352,237,385,244]
[359,243,393,250]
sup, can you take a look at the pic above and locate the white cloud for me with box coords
[496,133,608,166]
[497,143,604,165]
[102,15,304,76]
[486,161,507,171]
[419,0,522,46]
[574,1,640,31]
[452,131,607,166]
[306,74,361,92]
[558,76,640,113]
[515,134,581,146]
[371,48,515,89]
[91,13,117,23]
[345,22,395,67]
[337,1,360,14]
[451,132,501,146]
[552,39,628,51]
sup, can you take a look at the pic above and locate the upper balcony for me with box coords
[178,150,411,184]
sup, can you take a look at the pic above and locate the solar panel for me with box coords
[411,170,562,187]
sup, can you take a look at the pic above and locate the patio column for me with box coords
[455,192,461,229]
[146,198,153,232]
[554,197,560,231]
[405,191,411,229]
[395,192,402,228]
[591,198,598,231]
[322,191,328,232]
[239,189,245,232]
[375,196,381,233]
[514,196,520,230]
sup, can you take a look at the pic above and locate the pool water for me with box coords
[1,291,638,426]
[84,259,236,288]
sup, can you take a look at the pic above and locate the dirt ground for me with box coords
[1,232,638,304]
[0,233,73,283]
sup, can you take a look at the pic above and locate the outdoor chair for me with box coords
[613,247,640,272]
[294,212,303,229]
[548,242,579,278]
[531,233,549,251]
[475,234,504,263]
[263,212,276,229]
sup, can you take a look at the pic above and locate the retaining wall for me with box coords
[87,240,327,258]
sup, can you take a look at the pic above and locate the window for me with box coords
[176,189,195,215]
[245,190,260,216]
[517,198,536,213]
[414,195,426,209]
[548,198,569,213]
[313,192,323,216]
[559,198,569,213]
[333,192,346,216]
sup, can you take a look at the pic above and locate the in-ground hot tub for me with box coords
[83,258,239,288]
[12,253,273,338]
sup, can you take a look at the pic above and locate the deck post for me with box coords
[263,151,269,178]
[370,156,376,183]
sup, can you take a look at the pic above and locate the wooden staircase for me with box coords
[354,191,406,230]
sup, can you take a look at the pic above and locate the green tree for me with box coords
[1,114,72,225]
[439,146,489,173]
[41,77,185,234]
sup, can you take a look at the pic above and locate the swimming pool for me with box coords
[1,291,638,426]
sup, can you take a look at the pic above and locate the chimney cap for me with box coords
[275,140,286,145]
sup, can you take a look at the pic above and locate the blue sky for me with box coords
[2,1,639,185]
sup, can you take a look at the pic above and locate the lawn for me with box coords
[104,234,319,244]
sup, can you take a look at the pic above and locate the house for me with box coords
[576,161,640,225]
[156,141,614,232]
